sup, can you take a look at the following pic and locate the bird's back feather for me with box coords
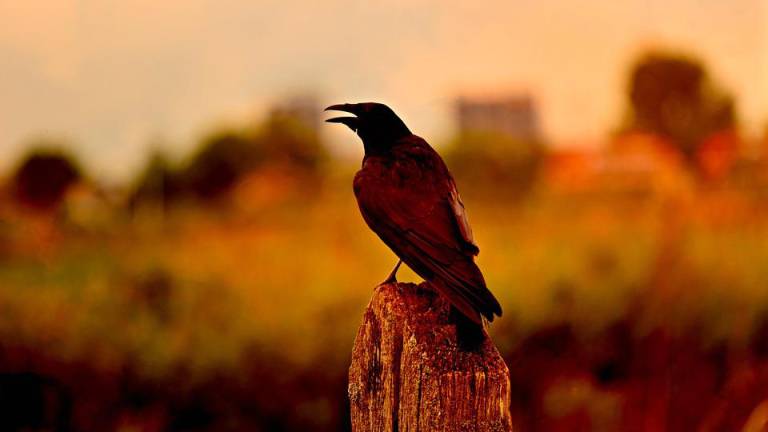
[354,135,502,323]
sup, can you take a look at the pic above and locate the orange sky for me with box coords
[0,0,766,180]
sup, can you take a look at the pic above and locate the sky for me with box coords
[0,0,766,181]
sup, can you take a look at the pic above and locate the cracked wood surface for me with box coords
[349,282,513,432]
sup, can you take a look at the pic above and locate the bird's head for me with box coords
[325,102,411,154]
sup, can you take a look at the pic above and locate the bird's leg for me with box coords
[381,260,402,285]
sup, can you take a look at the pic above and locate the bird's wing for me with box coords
[354,164,501,323]
[448,179,480,256]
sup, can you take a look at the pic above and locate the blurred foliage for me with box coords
[2,51,768,431]
[11,145,82,210]
[5,171,768,429]
[129,151,182,208]
[181,129,258,201]
[444,131,544,199]
[257,115,326,171]
[622,51,736,160]
[131,116,328,205]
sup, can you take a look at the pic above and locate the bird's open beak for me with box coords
[324,103,360,132]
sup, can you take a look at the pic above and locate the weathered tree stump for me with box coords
[349,282,513,432]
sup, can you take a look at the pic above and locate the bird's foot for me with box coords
[381,260,402,285]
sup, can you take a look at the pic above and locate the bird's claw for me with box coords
[381,260,402,286]
[381,275,398,285]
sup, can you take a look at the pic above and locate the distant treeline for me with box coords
[5,49,752,212]
[129,115,327,207]
[7,114,328,211]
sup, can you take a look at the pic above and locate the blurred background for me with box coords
[1,0,767,431]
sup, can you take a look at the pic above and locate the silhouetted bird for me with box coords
[325,102,502,347]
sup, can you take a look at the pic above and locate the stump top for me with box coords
[372,282,506,370]
[349,281,513,432]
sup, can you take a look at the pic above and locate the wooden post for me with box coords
[349,282,513,432]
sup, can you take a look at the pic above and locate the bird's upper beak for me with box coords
[324,103,360,132]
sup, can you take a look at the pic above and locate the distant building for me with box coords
[268,95,321,138]
[455,94,540,142]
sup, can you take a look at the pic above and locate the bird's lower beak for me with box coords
[324,103,360,132]
[325,116,359,131]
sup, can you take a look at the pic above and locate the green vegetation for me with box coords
[3,170,768,428]
[11,143,82,210]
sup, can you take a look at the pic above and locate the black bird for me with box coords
[325,102,502,342]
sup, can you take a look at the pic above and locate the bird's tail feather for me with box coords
[450,306,486,351]
[428,263,501,323]
[430,277,484,324]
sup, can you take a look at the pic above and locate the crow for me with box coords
[325,102,502,346]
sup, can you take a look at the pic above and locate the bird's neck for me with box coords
[361,132,412,158]
[362,141,390,158]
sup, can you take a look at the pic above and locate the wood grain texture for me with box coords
[349,282,512,432]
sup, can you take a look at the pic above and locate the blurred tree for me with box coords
[256,115,327,172]
[129,150,181,208]
[177,117,327,202]
[12,145,82,210]
[179,129,258,201]
[622,51,736,160]
[445,131,544,198]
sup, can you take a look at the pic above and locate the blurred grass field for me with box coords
[3,164,768,429]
